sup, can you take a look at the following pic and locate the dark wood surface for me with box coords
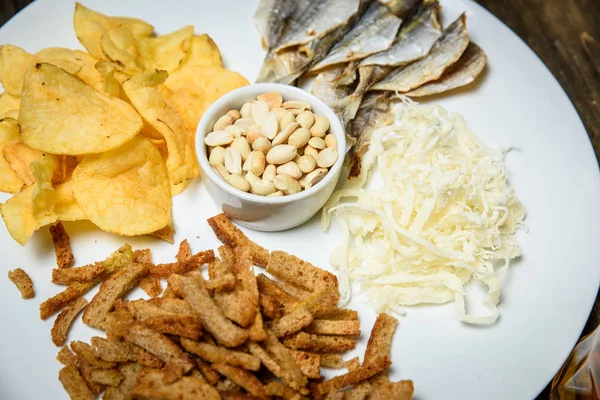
[0,0,599,399]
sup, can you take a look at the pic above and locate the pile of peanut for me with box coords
[204,92,338,197]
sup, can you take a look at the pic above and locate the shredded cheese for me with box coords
[322,98,525,324]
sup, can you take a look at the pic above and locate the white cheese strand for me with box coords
[323,99,525,324]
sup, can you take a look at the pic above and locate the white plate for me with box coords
[1,1,599,399]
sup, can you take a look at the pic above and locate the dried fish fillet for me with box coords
[370,14,469,92]
[379,0,422,17]
[254,0,296,49]
[405,42,487,97]
[309,2,402,72]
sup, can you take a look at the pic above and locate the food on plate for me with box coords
[49,222,75,269]
[22,213,413,398]
[7,267,34,298]
[0,4,248,245]
[51,297,88,347]
[254,0,487,176]
[205,92,338,196]
[323,99,525,324]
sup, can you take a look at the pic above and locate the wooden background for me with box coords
[1,0,599,398]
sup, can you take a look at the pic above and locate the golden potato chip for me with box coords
[0,155,58,245]
[72,135,171,236]
[165,66,249,132]
[73,2,154,59]
[122,71,198,195]
[180,34,222,68]
[2,142,45,186]
[19,63,143,155]
[55,180,86,222]
[0,92,20,117]
[0,45,38,96]
[37,47,103,90]
[0,118,24,193]
[100,27,144,75]
[137,26,194,73]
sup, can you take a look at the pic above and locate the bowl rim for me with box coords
[196,82,347,205]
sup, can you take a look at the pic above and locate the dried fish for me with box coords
[309,2,403,72]
[254,0,296,49]
[404,42,487,97]
[370,14,469,92]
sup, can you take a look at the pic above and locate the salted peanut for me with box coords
[251,100,270,122]
[272,121,299,146]
[209,146,226,164]
[90,368,123,387]
[231,138,252,161]
[234,117,255,130]
[283,101,311,112]
[271,306,313,338]
[49,222,74,268]
[317,148,338,168]
[181,338,261,371]
[296,111,315,129]
[252,135,272,153]
[211,162,230,180]
[250,151,266,176]
[227,109,242,121]
[308,137,326,150]
[267,190,284,197]
[325,133,337,149]
[82,262,147,329]
[266,144,297,165]
[250,179,276,196]
[305,320,361,336]
[320,353,344,369]
[273,174,302,195]
[240,102,252,118]
[224,124,244,138]
[227,174,250,192]
[288,127,311,148]
[258,92,283,109]
[297,155,316,173]
[179,274,249,347]
[224,147,242,175]
[51,297,88,346]
[279,111,296,131]
[245,171,259,185]
[91,337,136,363]
[213,114,234,131]
[272,106,287,121]
[8,268,34,299]
[245,129,263,144]
[205,130,233,147]
[260,111,279,140]
[310,115,330,137]
[242,151,253,171]
[301,168,327,189]
[304,145,319,160]
[52,263,105,285]
[262,164,277,182]
[59,365,94,400]
[212,363,267,397]
[276,161,302,179]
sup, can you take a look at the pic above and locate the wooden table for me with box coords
[1,0,599,398]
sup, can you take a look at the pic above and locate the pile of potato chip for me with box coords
[0,3,249,245]
[34,213,414,399]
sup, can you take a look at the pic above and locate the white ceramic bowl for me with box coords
[196,83,346,232]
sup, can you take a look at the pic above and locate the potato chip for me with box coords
[2,142,44,186]
[73,2,154,59]
[36,47,103,90]
[0,118,24,193]
[100,27,144,75]
[122,70,198,195]
[180,34,222,68]
[0,92,20,117]
[0,45,38,96]
[165,65,249,133]
[72,135,171,236]
[54,180,86,222]
[137,26,194,73]
[19,63,143,155]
